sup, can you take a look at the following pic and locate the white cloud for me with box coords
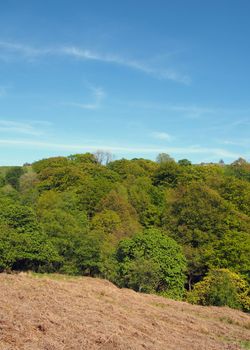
[151,131,173,141]
[0,41,51,58]
[65,86,105,110]
[0,40,190,84]
[0,138,242,159]
[0,120,45,136]
[131,102,250,119]
[31,120,53,126]
[219,139,250,147]
[61,46,190,84]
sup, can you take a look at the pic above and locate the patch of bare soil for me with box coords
[0,273,249,350]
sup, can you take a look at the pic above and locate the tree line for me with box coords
[0,152,249,311]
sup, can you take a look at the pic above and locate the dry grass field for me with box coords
[0,273,249,350]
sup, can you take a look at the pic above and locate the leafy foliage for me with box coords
[0,153,250,311]
[116,229,187,299]
[5,166,24,190]
[0,223,60,272]
[187,269,250,311]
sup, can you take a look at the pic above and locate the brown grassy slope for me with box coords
[0,273,249,350]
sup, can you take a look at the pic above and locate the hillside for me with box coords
[0,273,249,350]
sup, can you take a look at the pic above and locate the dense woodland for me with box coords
[0,152,249,311]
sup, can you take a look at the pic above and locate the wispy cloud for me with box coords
[0,138,242,159]
[0,120,45,136]
[219,138,250,147]
[130,101,250,120]
[66,86,105,110]
[227,118,250,127]
[0,40,190,84]
[31,120,53,126]
[61,46,190,84]
[0,41,51,58]
[151,131,173,141]
[128,101,217,119]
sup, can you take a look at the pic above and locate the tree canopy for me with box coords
[0,153,249,311]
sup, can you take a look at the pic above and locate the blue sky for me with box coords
[1,0,250,165]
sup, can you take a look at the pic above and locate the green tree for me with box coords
[127,177,163,227]
[5,166,24,190]
[178,159,192,166]
[206,231,250,282]
[187,269,250,311]
[0,223,60,272]
[98,185,141,237]
[32,156,69,173]
[0,200,39,233]
[153,161,181,187]
[108,159,148,179]
[156,153,175,164]
[76,176,115,216]
[74,233,102,276]
[68,153,97,164]
[121,256,161,293]
[215,176,250,216]
[116,229,187,299]
[165,183,250,247]
[91,210,122,236]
